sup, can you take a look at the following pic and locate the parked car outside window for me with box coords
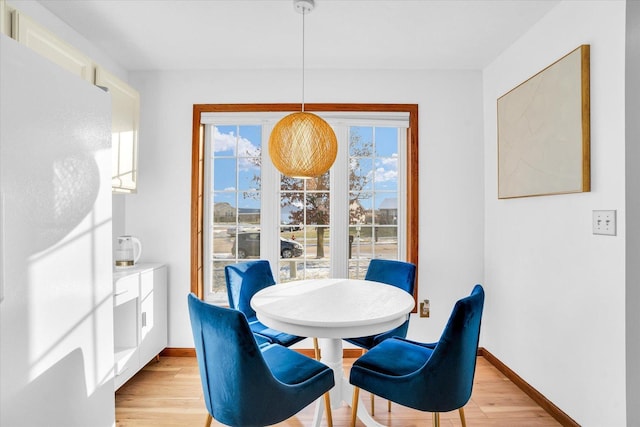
[231,233,303,259]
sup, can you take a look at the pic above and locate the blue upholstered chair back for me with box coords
[225,260,275,319]
[354,259,416,346]
[348,285,484,416]
[188,293,273,421]
[187,293,334,426]
[418,284,484,410]
[365,259,416,295]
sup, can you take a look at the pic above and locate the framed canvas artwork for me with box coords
[497,45,590,199]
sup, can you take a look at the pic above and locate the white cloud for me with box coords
[375,167,398,182]
[378,154,398,166]
[375,155,397,182]
[212,127,260,158]
[212,127,237,152]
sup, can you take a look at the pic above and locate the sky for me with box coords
[210,123,400,215]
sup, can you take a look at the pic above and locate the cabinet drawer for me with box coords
[114,274,138,306]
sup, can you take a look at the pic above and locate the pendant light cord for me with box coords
[301,10,306,112]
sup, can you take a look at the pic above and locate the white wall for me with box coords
[1,35,115,427]
[626,1,640,425]
[127,68,485,347]
[6,0,132,254]
[483,1,627,426]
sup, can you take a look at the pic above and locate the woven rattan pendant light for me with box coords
[269,0,337,179]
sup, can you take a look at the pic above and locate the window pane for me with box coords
[211,261,234,298]
[307,173,330,191]
[350,225,373,260]
[212,125,237,156]
[350,126,373,157]
[232,232,260,259]
[305,259,330,280]
[306,192,329,225]
[349,258,370,280]
[349,192,373,225]
[280,199,304,233]
[281,175,305,190]
[237,193,260,226]
[238,159,260,191]
[374,156,398,191]
[305,226,330,260]
[212,193,236,261]
[376,227,398,260]
[278,234,302,259]
[237,125,261,157]
[374,127,398,157]
[375,192,398,224]
[280,192,304,226]
[279,260,303,283]
[213,158,236,191]
[349,157,374,191]
[212,192,235,222]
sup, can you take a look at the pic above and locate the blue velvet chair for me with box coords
[225,260,304,347]
[348,284,485,427]
[188,293,335,427]
[344,258,416,414]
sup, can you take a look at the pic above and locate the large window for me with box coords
[348,126,403,278]
[207,125,262,298]
[191,104,419,307]
[278,173,331,283]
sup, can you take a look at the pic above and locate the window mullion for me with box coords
[203,125,215,301]
[330,124,350,278]
[261,120,280,277]
[397,128,407,261]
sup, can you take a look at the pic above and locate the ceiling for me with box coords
[38,0,559,72]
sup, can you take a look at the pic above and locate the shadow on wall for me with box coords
[1,348,114,427]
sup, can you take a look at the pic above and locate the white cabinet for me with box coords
[113,263,167,390]
[95,66,140,194]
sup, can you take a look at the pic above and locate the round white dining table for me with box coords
[251,278,415,427]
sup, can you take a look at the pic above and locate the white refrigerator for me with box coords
[0,35,115,426]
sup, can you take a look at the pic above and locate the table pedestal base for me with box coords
[311,338,384,427]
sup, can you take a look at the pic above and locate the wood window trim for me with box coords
[191,103,419,309]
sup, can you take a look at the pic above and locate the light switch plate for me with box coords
[593,210,616,236]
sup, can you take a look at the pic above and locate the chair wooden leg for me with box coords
[350,387,360,427]
[205,413,212,427]
[324,391,333,427]
[432,412,440,427]
[370,392,375,416]
[459,407,467,427]
[313,337,320,360]
[312,338,332,427]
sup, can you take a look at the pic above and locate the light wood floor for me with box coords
[115,356,561,427]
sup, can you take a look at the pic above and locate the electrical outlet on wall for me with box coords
[593,210,616,236]
[419,299,430,317]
